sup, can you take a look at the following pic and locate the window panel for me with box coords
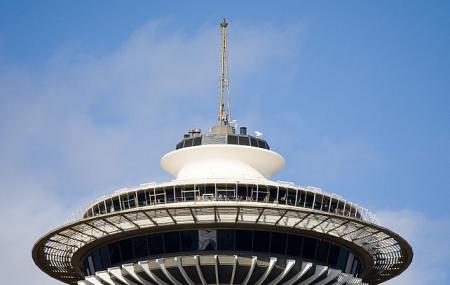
[316,240,330,263]
[253,231,270,252]
[287,234,303,256]
[302,237,317,260]
[227,135,238,144]
[239,136,250,145]
[120,239,133,261]
[108,242,122,265]
[181,230,199,251]
[270,232,287,255]
[328,244,340,266]
[218,230,235,250]
[164,232,180,253]
[148,233,164,255]
[133,236,149,259]
[235,230,252,251]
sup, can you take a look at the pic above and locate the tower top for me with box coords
[217,18,231,128]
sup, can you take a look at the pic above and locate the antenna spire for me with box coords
[218,18,231,126]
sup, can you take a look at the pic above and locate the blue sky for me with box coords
[0,1,449,284]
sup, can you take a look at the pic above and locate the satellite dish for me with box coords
[255,131,263,137]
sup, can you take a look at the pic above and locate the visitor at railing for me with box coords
[82,185,368,223]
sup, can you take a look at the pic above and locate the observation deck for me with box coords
[32,191,412,285]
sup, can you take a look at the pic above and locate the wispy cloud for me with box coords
[377,210,450,285]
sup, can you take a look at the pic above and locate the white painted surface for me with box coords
[160,145,285,181]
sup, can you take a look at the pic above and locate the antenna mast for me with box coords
[218,18,231,126]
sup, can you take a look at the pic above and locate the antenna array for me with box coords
[218,18,231,126]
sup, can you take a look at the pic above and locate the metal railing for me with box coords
[66,182,378,225]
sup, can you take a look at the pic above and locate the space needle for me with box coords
[32,19,412,285]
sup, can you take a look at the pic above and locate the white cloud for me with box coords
[0,19,302,284]
[376,210,450,285]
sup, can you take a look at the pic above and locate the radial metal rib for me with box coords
[283,261,313,285]
[299,265,328,285]
[229,255,238,285]
[241,256,257,285]
[194,255,207,285]
[214,255,220,285]
[266,259,295,285]
[157,258,183,285]
[85,276,103,285]
[255,257,277,285]
[122,263,154,285]
[139,261,169,285]
[95,271,116,285]
[175,256,195,285]
[109,266,138,285]
[314,268,341,285]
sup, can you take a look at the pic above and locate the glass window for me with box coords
[287,234,303,256]
[87,256,95,276]
[205,184,215,195]
[237,184,247,201]
[269,187,277,202]
[138,191,147,207]
[218,230,235,250]
[345,253,355,273]
[316,240,330,263]
[85,231,355,276]
[164,232,180,253]
[166,187,174,203]
[351,258,359,275]
[287,188,296,205]
[278,187,287,204]
[270,232,287,254]
[302,237,317,260]
[227,135,238,144]
[148,233,164,255]
[250,137,258,147]
[239,136,250,145]
[305,193,314,208]
[108,242,122,265]
[133,236,149,259]
[175,187,182,202]
[337,248,349,271]
[297,191,305,207]
[258,140,268,149]
[176,142,183,149]
[314,194,323,210]
[328,244,340,266]
[235,230,252,251]
[181,230,198,251]
[113,198,120,211]
[128,194,136,208]
[184,138,193,147]
[105,199,113,213]
[257,185,268,202]
[99,246,111,269]
[253,231,270,252]
[322,197,330,212]
[120,239,133,261]
[199,229,217,250]
[92,249,102,271]
[84,259,92,275]
[249,185,257,201]
[193,136,202,146]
